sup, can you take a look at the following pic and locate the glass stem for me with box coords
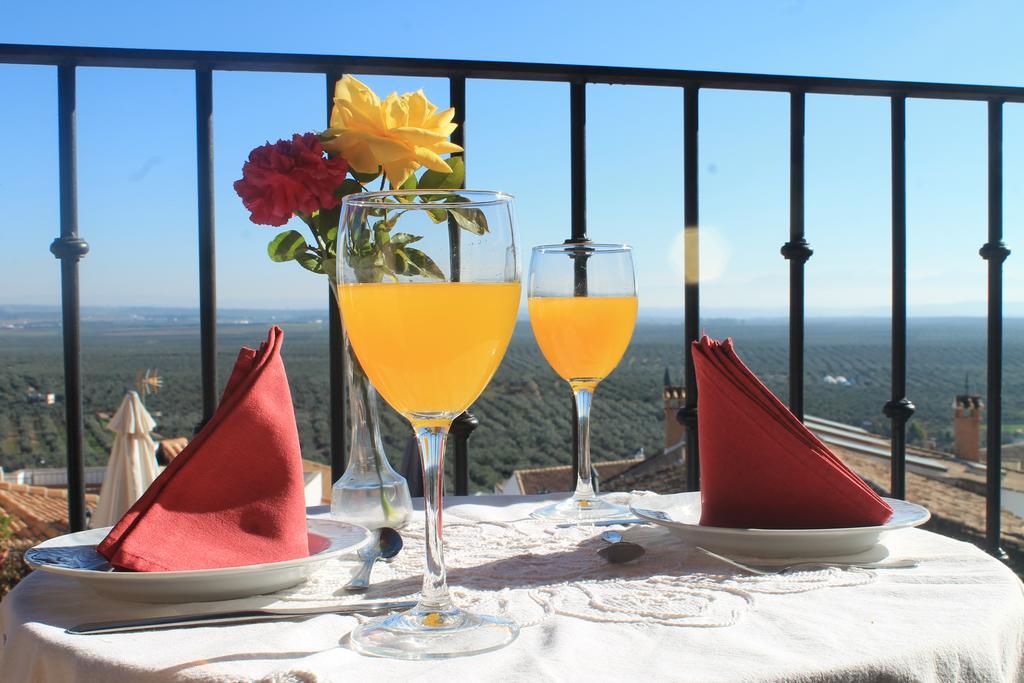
[414,425,453,613]
[571,383,597,501]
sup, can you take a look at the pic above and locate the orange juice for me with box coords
[528,296,637,383]
[337,282,521,427]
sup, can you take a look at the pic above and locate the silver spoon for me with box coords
[595,529,645,563]
[345,527,403,592]
[598,541,646,564]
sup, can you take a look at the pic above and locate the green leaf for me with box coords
[390,232,422,246]
[448,207,489,235]
[350,167,381,183]
[392,247,416,276]
[403,247,445,279]
[350,223,371,254]
[418,156,465,192]
[396,173,418,203]
[335,178,365,199]
[351,253,385,283]
[295,251,323,274]
[267,230,309,263]
[319,256,336,278]
[426,202,488,232]
[311,206,340,247]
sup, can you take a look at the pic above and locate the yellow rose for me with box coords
[325,75,463,188]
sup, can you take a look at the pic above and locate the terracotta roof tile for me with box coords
[513,458,644,495]
[156,437,189,466]
[0,482,99,545]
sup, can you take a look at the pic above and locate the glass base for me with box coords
[349,606,519,660]
[531,495,632,522]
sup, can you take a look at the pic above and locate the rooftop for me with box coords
[0,481,99,544]
[501,457,645,496]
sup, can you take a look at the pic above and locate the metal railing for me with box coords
[0,44,1018,557]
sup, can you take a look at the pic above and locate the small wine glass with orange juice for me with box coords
[528,243,638,521]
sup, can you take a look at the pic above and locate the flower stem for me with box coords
[298,211,326,251]
[352,357,394,521]
[341,332,396,523]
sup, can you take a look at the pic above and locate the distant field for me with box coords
[1,317,1022,492]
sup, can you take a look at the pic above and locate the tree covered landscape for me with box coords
[2,312,1022,493]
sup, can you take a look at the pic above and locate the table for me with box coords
[2,494,1023,682]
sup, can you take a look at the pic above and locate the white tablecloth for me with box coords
[2,494,1023,682]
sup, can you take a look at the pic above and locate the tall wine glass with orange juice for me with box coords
[528,243,638,521]
[337,190,520,658]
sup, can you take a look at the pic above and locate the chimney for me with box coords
[663,369,686,453]
[953,393,984,462]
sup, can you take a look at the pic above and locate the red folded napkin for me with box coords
[97,326,310,571]
[693,336,893,529]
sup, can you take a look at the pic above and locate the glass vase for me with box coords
[331,336,413,530]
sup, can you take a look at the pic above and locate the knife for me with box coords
[67,600,416,635]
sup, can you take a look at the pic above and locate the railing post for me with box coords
[883,95,914,500]
[781,91,812,421]
[567,79,588,490]
[569,81,588,245]
[195,67,218,428]
[51,62,88,532]
[448,75,477,496]
[451,411,477,496]
[981,99,1009,560]
[447,75,467,282]
[678,86,701,492]
[326,71,347,484]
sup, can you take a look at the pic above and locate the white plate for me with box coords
[629,492,930,559]
[25,518,371,603]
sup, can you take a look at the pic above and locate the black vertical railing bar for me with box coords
[782,91,812,421]
[327,240,345,481]
[982,99,1010,559]
[450,412,476,496]
[326,71,347,483]
[679,86,701,492]
[569,81,588,244]
[883,95,914,500]
[567,80,588,490]
[51,62,88,532]
[567,81,591,296]
[195,68,218,428]
[447,76,466,282]
[448,75,477,496]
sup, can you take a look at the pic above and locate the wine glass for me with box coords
[527,243,638,521]
[337,189,520,659]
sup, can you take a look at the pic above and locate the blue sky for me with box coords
[0,0,1021,316]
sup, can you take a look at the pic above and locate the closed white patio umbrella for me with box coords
[92,391,159,528]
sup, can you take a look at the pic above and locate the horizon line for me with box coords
[2,303,1023,321]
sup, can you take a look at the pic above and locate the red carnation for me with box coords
[234,133,349,227]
